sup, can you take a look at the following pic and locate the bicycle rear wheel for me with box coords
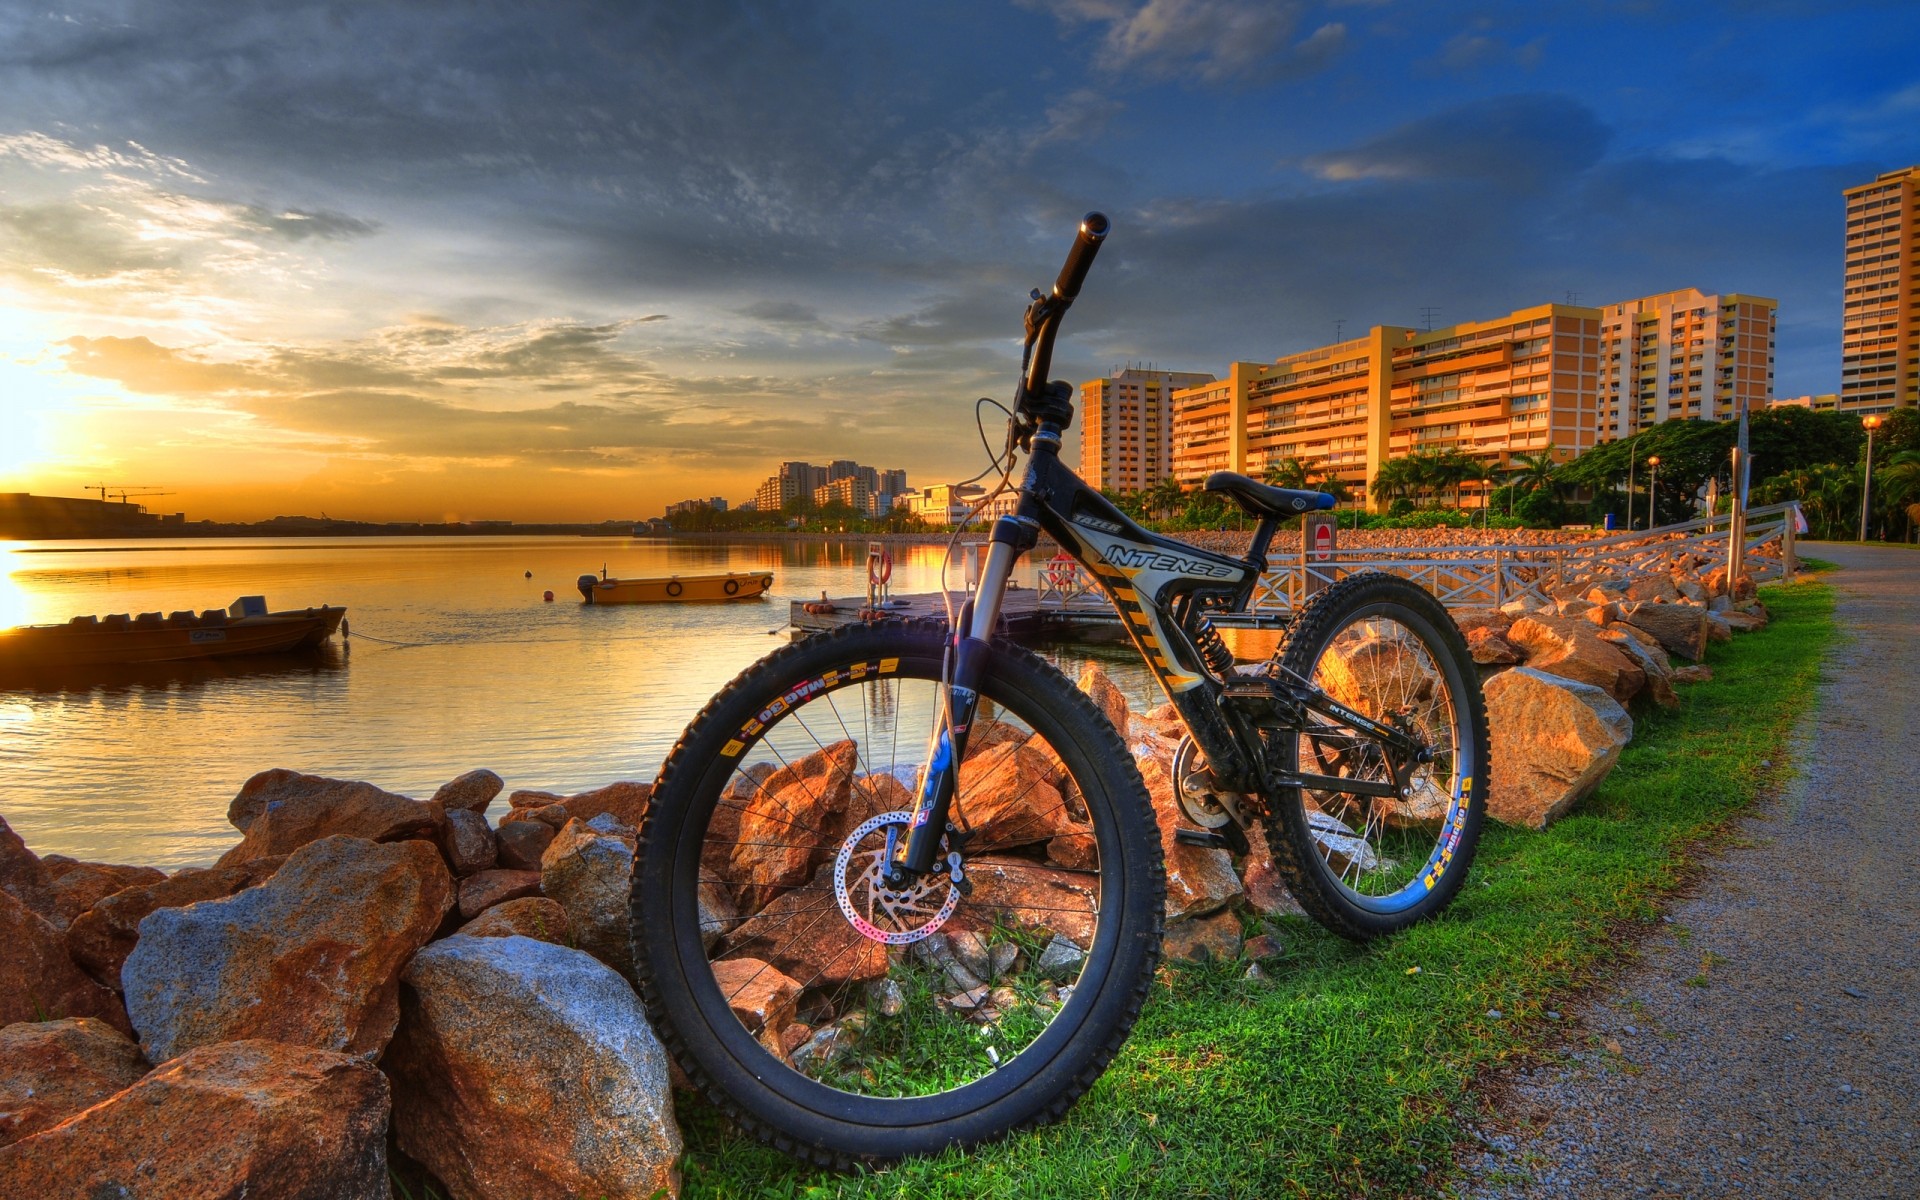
[631,621,1164,1166]
[1265,572,1488,941]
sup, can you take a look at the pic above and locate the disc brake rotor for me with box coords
[833,810,962,946]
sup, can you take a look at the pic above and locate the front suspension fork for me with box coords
[893,520,1029,880]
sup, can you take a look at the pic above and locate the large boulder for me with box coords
[1465,626,1522,666]
[494,819,556,870]
[0,891,129,1032]
[431,768,505,814]
[123,835,452,1063]
[0,814,58,925]
[1077,663,1131,735]
[0,1039,389,1198]
[0,1018,147,1147]
[956,740,1089,851]
[725,862,892,988]
[457,867,544,919]
[507,781,652,830]
[218,768,440,866]
[458,896,573,945]
[1619,601,1709,662]
[387,935,681,1200]
[1136,756,1242,920]
[65,855,286,989]
[439,808,498,877]
[1598,628,1679,709]
[40,858,167,928]
[541,817,636,980]
[1484,667,1634,830]
[1505,615,1646,704]
[730,739,858,912]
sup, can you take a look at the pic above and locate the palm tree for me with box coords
[1505,449,1559,498]
[1369,456,1417,505]
[1262,458,1311,490]
[1872,450,1920,540]
[1144,475,1186,521]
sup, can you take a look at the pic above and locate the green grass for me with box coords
[679,579,1838,1199]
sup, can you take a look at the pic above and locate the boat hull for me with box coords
[580,571,774,604]
[0,607,346,670]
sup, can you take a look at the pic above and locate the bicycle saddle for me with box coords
[1203,471,1335,518]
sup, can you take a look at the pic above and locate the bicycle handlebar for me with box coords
[1021,211,1109,408]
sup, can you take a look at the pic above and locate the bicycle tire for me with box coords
[631,620,1165,1167]
[1264,572,1489,941]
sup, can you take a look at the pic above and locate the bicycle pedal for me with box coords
[1173,828,1233,851]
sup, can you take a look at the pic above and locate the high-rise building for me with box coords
[879,469,908,497]
[1078,367,1216,492]
[1841,165,1920,415]
[1597,289,1776,439]
[1172,304,1606,510]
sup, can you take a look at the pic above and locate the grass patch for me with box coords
[679,579,1837,1199]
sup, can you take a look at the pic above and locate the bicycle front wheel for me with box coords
[631,620,1164,1167]
[1266,571,1489,941]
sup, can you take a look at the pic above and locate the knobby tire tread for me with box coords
[630,618,1165,1170]
[1265,571,1491,942]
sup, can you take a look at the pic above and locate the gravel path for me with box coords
[1460,544,1919,1200]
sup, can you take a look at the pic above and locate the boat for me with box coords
[0,596,347,670]
[577,569,774,604]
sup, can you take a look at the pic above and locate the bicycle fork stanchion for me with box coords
[895,521,1030,881]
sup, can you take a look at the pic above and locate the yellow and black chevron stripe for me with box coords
[1081,556,1202,694]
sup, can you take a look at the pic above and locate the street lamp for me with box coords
[1861,415,1882,542]
[1646,455,1660,531]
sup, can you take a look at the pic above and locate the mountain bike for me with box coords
[630,213,1490,1167]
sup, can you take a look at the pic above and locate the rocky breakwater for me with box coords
[0,766,682,1200]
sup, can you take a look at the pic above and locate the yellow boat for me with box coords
[577,569,774,604]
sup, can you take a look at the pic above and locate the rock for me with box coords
[1619,601,1710,662]
[0,1019,147,1147]
[726,863,891,988]
[1315,629,1439,715]
[0,891,129,1032]
[1498,598,1533,617]
[0,815,58,926]
[510,782,652,830]
[1598,628,1679,709]
[1554,597,1596,619]
[951,857,1103,948]
[1243,932,1285,962]
[1465,626,1523,665]
[1675,577,1708,603]
[956,740,1088,851]
[387,935,681,1200]
[1077,663,1131,734]
[1451,607,1514,637]
[946,928,995,982]
[1672,664,1714,684]
[868,977,907,1016]
[218,768,440,866]
[541,818,636,979]
[65,855,286,989]
[1483,668,1634,830]
[0,1039,389,1198]
[525,803,577,829]
[40,859,167,927]
[495,819,557,870]
[961,714,1028,762]
[431,768,504,814]
[459,896,572,945]
[711,957,801,1057]
[458,867,544,919]
[1506,615,1646,704]
[1162,909,1243,963]
[1034,934,1088,980]
[730,739,858,912]
[1718,610,1766,633]
[1703,612,1734,643]
[1709,593,1734,613]
[1138,756,1243,919]
[1625,573,1681,603]
[123,835,452,1062]
[790,1014,866,1071]
[1238,842,1306,918]
[439,807,498,876]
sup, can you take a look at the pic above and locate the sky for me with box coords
[3,0,1918,523]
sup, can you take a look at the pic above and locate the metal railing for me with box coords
[1034,503,1801,616]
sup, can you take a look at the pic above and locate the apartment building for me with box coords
[813,475,874,516]
[1597,289,1777,438]
[1770,393,1841,413]
[1078,367,1216,492]
[1172,305,1604,511]
[1841,165,1920,414]
[749,460,906,514]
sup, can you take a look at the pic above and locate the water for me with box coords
[0,536,1163,869]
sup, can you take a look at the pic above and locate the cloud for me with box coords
[1304,94,1612,191]
[1032,1,1347,83]
[1424,32,1547,75]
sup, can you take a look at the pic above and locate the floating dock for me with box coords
[787,589,1288,638]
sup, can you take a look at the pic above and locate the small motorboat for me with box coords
[0,596,346,670]
[577,568,774,604]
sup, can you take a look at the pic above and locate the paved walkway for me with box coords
[1463,544,1919,1200]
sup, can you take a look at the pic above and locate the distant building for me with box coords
[813,475,874,516]
[1841,165,1920,415]
[1597,289,1777,437]
[663,496,727,518]
[0,493,184,539]
[1770,393,1841,413]
[1079,367,1217,493]
[751,460,903,515]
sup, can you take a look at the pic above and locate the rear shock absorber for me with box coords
[1191,615,1236,678]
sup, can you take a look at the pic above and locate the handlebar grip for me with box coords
[1052,211,1110,302]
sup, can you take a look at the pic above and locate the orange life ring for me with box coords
[665,579,683,597]
[868,548,893,587]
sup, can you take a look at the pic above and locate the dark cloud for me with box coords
[0,201,178,278]
[1305,94,1612,191]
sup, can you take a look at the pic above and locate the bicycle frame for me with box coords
[896,420,1424,878]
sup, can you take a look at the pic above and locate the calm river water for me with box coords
[0,536,1166,869]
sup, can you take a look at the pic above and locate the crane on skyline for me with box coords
[89,484,176,506]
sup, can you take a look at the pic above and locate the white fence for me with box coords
[1037,502,1800,617]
